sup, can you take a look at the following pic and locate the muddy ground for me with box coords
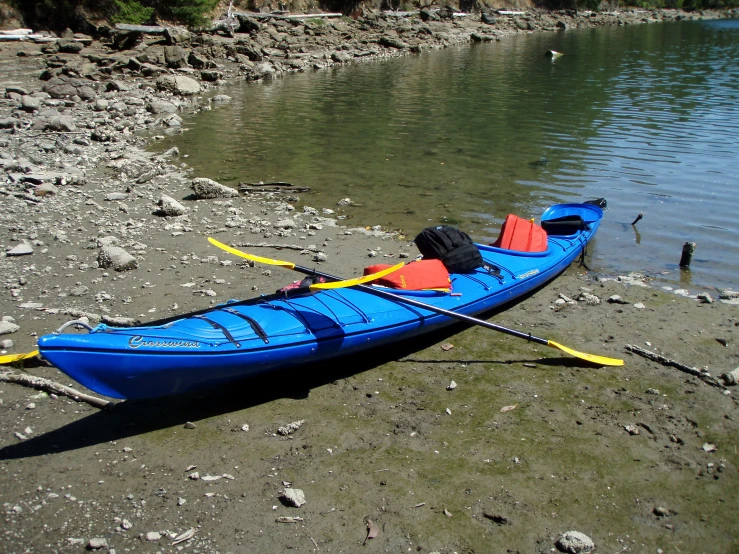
[1,9,739,554]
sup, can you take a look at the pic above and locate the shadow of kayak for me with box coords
[0,283,577,460]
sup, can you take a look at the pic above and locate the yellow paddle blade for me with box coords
[0,350,39,364]
[309,262,405,290]
[547,340,624,367]
[208,237,295,268]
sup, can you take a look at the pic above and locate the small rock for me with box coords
[274,219,296,229]
[34,183,59,196]
[145,531,161,542]
[653,506,670,517]
[105,192,128,202]
[607,295,628,304]
[280,488,306,507]
[191,177,238,199]
[633,302,646,309]
[157,194,187,216]
[447,380,457,390]
[624,425,640,436]
[184,421,197,429]
[556,530,595,553]
[156,75,201,96]
[20,95,42,112]
[87,537,108,549]
[337,198,352,206]
[6,243,34,256]
[720,367,739,386]
[98,245,138,272]
[313,252,327,262]
[278,420,305,436]
[577,292,600,305]
[47,115,77,132]
[0,321,20,335]
[645,388,660,395]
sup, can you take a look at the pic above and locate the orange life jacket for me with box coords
[363,259,451,291]
[491,214,548,252]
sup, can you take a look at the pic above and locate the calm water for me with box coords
[157,19,739,290]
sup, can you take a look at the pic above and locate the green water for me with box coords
[157,19,739,290]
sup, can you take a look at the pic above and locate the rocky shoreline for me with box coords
[2,6,737,350]
[1,8,738,554]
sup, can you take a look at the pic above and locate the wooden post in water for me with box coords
[679,241,696,268]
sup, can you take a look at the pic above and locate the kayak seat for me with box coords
[491,214,548,252]
[364,259,451,291]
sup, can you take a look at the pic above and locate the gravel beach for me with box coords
[1,7,738,553]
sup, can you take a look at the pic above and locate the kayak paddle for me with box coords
[208,238,624,367]
[0,350,39,365]
[208,237,404,290]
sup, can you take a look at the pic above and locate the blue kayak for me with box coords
[38,202,603,400]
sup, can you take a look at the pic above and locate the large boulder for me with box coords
[191,178,238,199]
[156,75,201,96]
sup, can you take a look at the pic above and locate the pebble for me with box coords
[556,530,595,553]
[280,487,306,507]
[158,194,187,216]
[278,420,305,436]
[145,531,161,542]
[87,537,108,549]
[576,292,600,305]
[191,177,238,199]
[6,243,34,256]
[0,321,20,335]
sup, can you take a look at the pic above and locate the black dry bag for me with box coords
[414,225,484,274]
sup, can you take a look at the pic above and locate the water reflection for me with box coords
[155,20,739,290]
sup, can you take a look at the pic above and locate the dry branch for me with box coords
[0,371,112,409]
[625,344,724,388]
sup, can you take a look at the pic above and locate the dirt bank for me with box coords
[1,7,738,554]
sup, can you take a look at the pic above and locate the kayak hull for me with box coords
[38,202,602,400]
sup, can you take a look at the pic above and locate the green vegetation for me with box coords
[160,0,221,27]
[110,0,154,25]
[7,0,739,32]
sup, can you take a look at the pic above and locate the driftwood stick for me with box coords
[679,242,696,267]
[235,242,323,253]
[0,371,112,409]
[625,344,723,388]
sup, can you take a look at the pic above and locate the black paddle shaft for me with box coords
[292,264,550,346]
